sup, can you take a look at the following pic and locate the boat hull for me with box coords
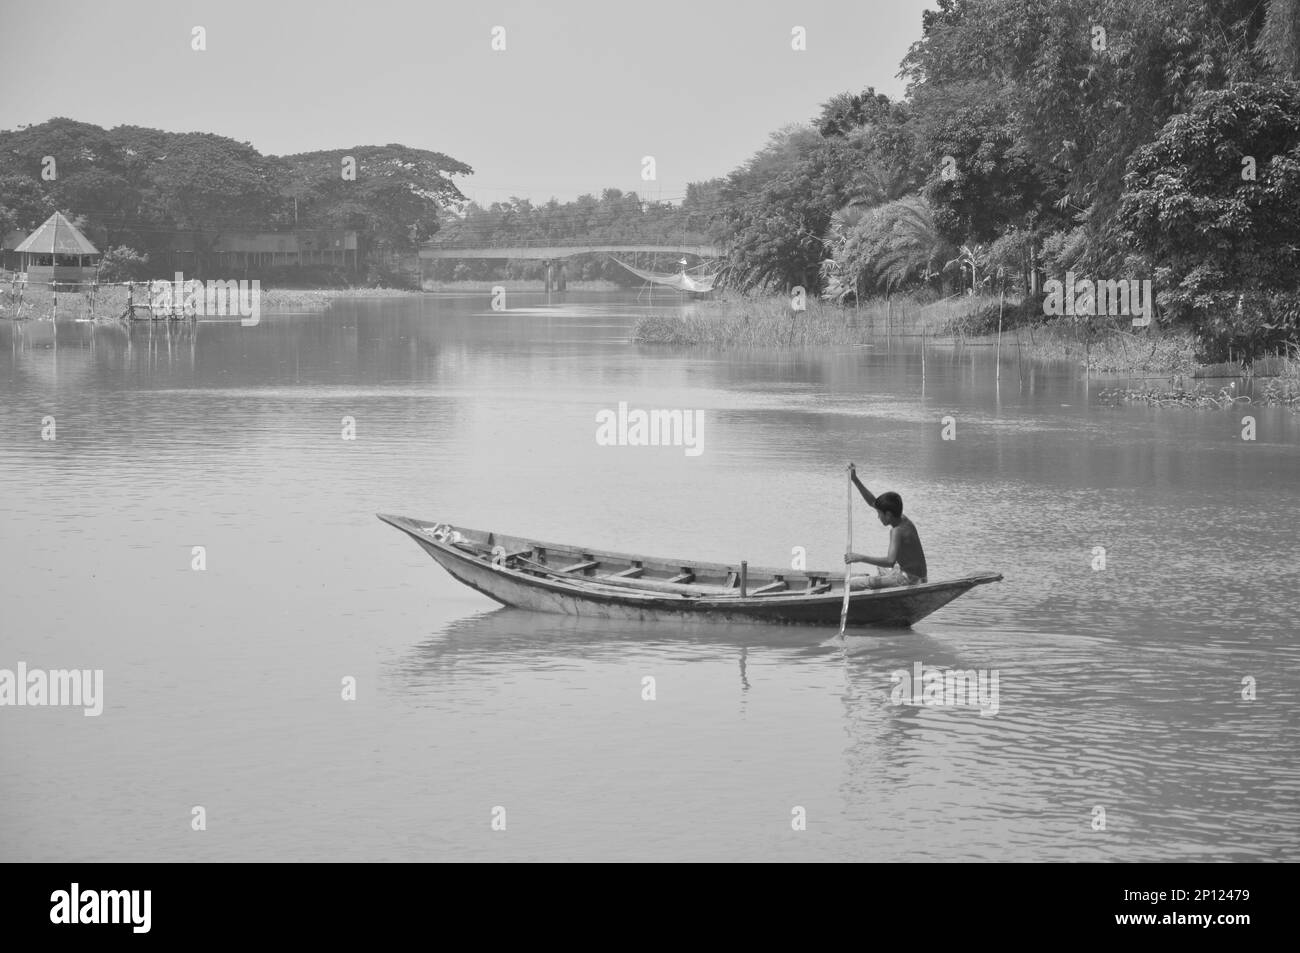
[379,514,1001,629]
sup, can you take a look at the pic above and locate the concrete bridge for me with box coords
[420,241,725,291]
[419,241,724,260]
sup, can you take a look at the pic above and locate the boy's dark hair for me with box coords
[874,492,903,518]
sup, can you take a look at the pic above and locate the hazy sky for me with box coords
[0,0,934,205]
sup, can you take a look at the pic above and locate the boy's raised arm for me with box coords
[849,464,877,507]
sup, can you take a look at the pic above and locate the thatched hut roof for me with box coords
[14,212,98,256]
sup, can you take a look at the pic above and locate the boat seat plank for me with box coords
[589,573,733,597]
[750,580,789,595]
[612,566,645,578]
[560,560,600,574]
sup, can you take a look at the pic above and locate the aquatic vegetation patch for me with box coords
[1099,379,1300,408]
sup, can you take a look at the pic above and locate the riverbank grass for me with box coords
[0,284,421,321]
[634,293,1298,404]
[633,294,984,347]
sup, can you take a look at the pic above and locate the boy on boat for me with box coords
[844,464,928,589]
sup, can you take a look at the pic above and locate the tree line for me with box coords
[0,118,471,282]
[706,0,1300,360]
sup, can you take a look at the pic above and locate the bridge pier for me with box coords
[544,260,566,293]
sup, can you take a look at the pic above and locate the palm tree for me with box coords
[823,204,869,249]
[822,194,952,298]
[864,195,949,292]
[820,205,869,302]
[837,134,914,211]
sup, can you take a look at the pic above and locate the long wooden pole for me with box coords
[996,271,1005,383]
[838,466,853,637]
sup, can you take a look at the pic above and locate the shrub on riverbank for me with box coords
[1011,323,1199,375]
[940,296,1043,336]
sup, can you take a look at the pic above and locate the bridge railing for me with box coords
[421,238,718,247]
[419,239,725,259]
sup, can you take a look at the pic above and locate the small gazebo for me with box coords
[15,212,99,285]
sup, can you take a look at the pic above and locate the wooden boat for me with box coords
[378,514,1002,629]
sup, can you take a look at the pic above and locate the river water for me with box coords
[2,291,1297,862]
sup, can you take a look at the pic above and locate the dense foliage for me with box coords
[706,0,1300,358]
[0,118,471,274]
[1121,82,1300,358]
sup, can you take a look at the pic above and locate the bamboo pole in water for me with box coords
[996,272,1004,383]
[838,467,853,638]
[1017,326,1024,392]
